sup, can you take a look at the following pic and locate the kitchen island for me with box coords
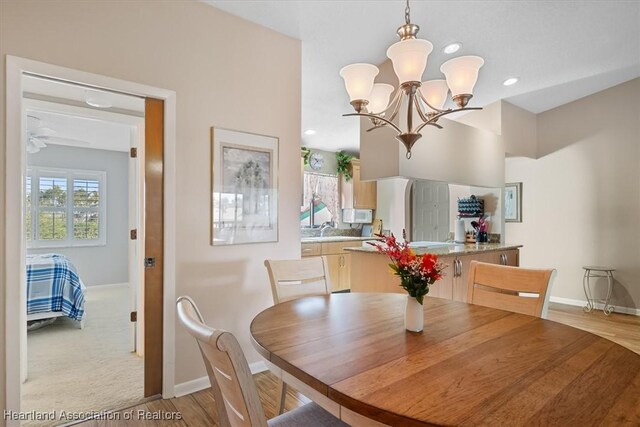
[346,243,522,302]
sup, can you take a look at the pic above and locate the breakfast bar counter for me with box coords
[346,243,523,300]
[345,242,523,257]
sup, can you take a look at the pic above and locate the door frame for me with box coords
[5,56,177,417]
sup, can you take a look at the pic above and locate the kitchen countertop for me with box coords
[345,242,523,257]
[301,236,375,243]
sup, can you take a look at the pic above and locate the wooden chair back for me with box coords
[264,257,331,304]
[467,261,556,318]
[176,296,267,427]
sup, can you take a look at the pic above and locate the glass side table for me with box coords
[582,266,615,316]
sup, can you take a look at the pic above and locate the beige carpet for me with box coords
[22,284,144,426]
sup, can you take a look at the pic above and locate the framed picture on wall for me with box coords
[211,127,279,245]
[504,182,522,222]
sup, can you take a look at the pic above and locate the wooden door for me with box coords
[411,180,450,242]
[144,98,164,397]
[325,254,342,292]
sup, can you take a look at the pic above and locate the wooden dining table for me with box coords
[250,293,640,426]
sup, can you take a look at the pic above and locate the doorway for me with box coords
[5,56,177,421]
[21,76,147,418]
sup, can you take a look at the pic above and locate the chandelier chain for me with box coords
[405,0,411,24]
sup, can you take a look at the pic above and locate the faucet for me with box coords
[320,222,334,237]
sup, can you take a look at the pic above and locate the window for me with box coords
[301,172,339,227]
[26,167,107,247]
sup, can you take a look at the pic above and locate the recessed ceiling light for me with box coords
[503,77,519,86]
[442,42,462,55]
[304,129,316,135]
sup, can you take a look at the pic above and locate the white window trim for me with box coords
[27,166,107,248]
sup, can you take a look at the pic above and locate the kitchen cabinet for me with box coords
[429,252,496,302]
[341,159,377,210]
[301,242,321,257]
[301,241,354,292]
[325,254,350,292]
[452,252,500,302]
[350,247,521,300]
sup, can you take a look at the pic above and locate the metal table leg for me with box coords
[583,269,594,313]
[603,271,615,316]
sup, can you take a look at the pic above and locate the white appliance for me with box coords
[342,208,373,224]
[454,219,466,243]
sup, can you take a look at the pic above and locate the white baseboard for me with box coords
[174,360,268,397]
[550,296,640,316]
[174,376,210,397]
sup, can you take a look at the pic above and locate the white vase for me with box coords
[405,296,424,332]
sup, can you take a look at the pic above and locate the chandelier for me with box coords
[340,0,484,158]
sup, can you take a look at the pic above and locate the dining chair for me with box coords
[264,257,331,305]
[263,257,331,414]
[467,261,556,318]
[176,296,348,427]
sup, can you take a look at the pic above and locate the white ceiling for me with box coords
[24,75,144,153]
[205,0,640,153]
[27,109,135,153]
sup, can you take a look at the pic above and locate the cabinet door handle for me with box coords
[454,260,460,277]
[340,255,344,267]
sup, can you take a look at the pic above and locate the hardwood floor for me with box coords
[75,372,309,426]
[547,302,640,354]
[75,302,639,426]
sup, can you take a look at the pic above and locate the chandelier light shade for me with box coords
[420,79,449,111]
[341,0,484,158]
[339,63,379,107]
[386,39,433,84]
[368,83,395,114]
[440,55,485,105]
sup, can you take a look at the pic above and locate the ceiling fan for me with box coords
[26,114,91,154]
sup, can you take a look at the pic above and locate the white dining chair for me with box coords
[176,296,348,427]
[264,257,331,304]
[263,257,332,413]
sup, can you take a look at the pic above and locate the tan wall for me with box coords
[0,0,301,411]
[359,60,400,181]
[398,118,505,188]
[455,100,537,158]
[454,100,502,135]
[505,78,640,310]
[501,102,537,158]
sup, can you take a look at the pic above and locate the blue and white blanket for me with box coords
[26,254,86,321]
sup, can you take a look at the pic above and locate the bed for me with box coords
[26,253,86,328]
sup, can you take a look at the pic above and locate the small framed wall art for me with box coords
[211,127,278,245]
[504,182,522,223]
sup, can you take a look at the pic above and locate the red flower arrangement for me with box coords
[369,233,446,305]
